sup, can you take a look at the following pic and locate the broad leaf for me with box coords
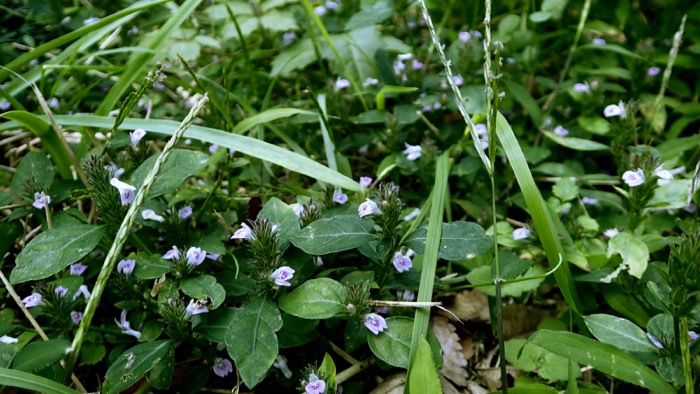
[404,221,492,260]
[528,330,675,394]
[291,216,374,255]
[103,340,173,393]
[10,224,107,284]
[130,149,209,198]
[180,275,226,309]
[584,314,658,353]
[279,278,348,319]
[226,296,282,388]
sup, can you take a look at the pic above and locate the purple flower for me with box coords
[70,263,87,276]
[118,259,135,275]
[212,358,233,377]
[604,101,626,118]
[582,197,599,205]
[512,228,530,240]
[359,177,373,188]
[141,209,165,222]
[333,191,348,204]
[305,373,326,394]
[358,199,380,217]
[592,37,606,45]
[110,178,136,205]
[130,128,146,147]
[185,299,209,318]
[179,206,193,219]
[22,293,44,308]
[0,335,18,344]
[270,266,295,287]
[458,31,471,43]
[116,310,141,338]
[648,67,660,77]
[553,125,569,137]
[274,355,293,379]
[231,223,253,240]
[364,313,388,335]
[647,332,663,349]
[32,191,51,209]
[573,82,590,93]
[71,311,83,325]
[186,247,206,267]
[163,245,180,260]
[392,251,413,273]
[335,78,350,91]
[55,286,68,297]
[403,143,422,161]
[604,228,619,238]
[622,168,645,187]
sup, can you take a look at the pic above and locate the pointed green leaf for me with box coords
[279,278,348,319]
[10,224,107,284]
[180,275,226,309]
[291,216,374,255]
[226,296,282,388]
[103,340,172,393]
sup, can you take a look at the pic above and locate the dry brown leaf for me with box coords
[440,289,490,323]
[431,316,469,387]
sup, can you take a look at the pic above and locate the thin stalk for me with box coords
[64,94,209,378]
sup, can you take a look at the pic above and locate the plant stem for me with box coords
[64,94,209,379]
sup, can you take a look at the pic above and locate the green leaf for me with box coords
[196,308,236,343]
[103,340,173,393]
[528,330,675,394]
[583,314,658,353]
[258,197,301,252]
[404,221,492,261]
[291,216,374,255]
[130,149,209,198]
[12,339,71,373]
[180,275,226,309]
[492,250,533,281]
[10,224,107,284]
[226,295,282,388]
[543,131,610,151]
[605,232,649,281]
[408,337,441,394]
[279,278,348,319]
[10,150,55,195]
[0,368,79,394]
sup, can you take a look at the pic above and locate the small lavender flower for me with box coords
[403,208,420,221]
[573,82,590,93]
[110,178,136,205]
[582,197,599,205]
[358,199,380,217]
[458,31,471,43]
[592,37,606,45]
[212,358,233,377]
[403,143,422,161]
[55,286,68,297]
[71,311,83,325]
[648,67,660,77]
[603,101,626,118]
[335,78,350,91]
[270,267,295,287]
[274,355,293,379]
[392,251,413,272]
[231,223,254,240]
[117,259,135,275]
[512,228,530,240]
[179,206,193,219]
[553,125,569,137]
[364,313,388,335]
[604,228,619,238]
[0,335,18,344]
[622,169,645,187]
[141,209,165,222]
[130,128,146,147]
[363,77,379,87]
[647,332,663,349]
[22,293,44,308]
[32,191,51,209]
[163,245,180,260]
[333,191,348,204]
[186,247,206,267]
[70,263,87,276]
[73,285,90,300]
[453,75,464,86]
[305,373,326,394]
[116,310,141,338]
[185,299,209,318]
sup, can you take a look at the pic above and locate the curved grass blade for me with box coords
[0,368,79,394]
[496,113,582,313]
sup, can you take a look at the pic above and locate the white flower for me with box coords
[604,101,626,118]
[141,209,165,222]
[358,199,380,217]
[512,228,530,240]
[403,143,422,161]
[231,223,253,240]
[110,178,136,205]
[622,168,645,187]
